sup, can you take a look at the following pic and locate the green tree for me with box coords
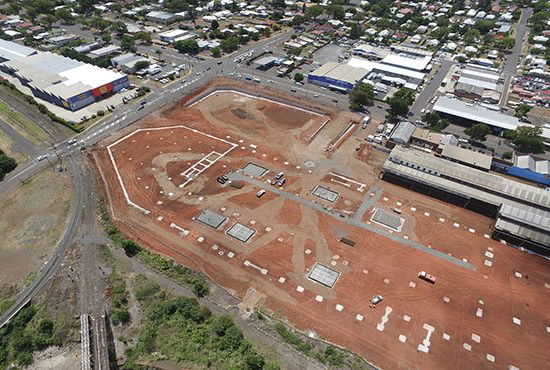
[505,126,546,154]
[306,5,324,18]
[422,112,449,132]
[112,309,130,325]
[465,123,492,141]
[110,21,127,36]
[54,8,73,24]
[220,36,240,52]
[245,352,266,370]
[211,19,219,30]
[515,104,532,118]
[134,31,152,44]
[349,82,374,110]
[0,153,17,181]
[101,33,111,43]
[134,60,150,71]
[174,39,200,54]
[327,4,345,20]
[294,73,304,82]
[211,46,222,57]
[120,35,135,51]
[349,23,362,39]
[191,279,209,297]
[497,37,515,50]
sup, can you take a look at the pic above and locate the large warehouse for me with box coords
[307,62,369,92]
[433,96,519,132]
[0,39,129,111]
[382,146,550,255]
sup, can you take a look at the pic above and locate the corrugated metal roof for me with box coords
[384,146,550,210]
[433,96,519,130]
[390,121,416,144]
[494,218,550,246]
[441,145,492,170]
[0,39,37,61]
[499,203,550,232]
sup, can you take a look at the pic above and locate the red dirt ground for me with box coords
[92,83,550,370]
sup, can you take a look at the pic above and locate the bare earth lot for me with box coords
[0,167,73,297]
[92,83,550,369]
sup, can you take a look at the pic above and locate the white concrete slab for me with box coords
[463,343,472,351]
[454,223,460,228]
[335,304,344,312]
[399,334,407,343]
[484,234,490,239]
[417,323,435,353]
[443,333,451,341]
[485,251,494,258]
[439,217,445,222]
[227,252,235,258]
[471,333,481,343]
[443,296,451,303]
[410,207,416,212]
[476,308,483,317]
[487,354,495,362]
[403,315,411,322]
[278,277,286,283]
[356,314,364,321]
[296,285,304,293]
[376,306,393,332]
[478,300,484,305]
[409,281,416,288]
[384,278,390,284]
[484,260,493,267]
[515,271,522,278]
[469,228,475,233]
[315,295,323,302]
[513,317,521,325]
[424,212,430,216]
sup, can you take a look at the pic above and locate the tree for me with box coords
[191,279,209,297]
[465,123,492,141]
[294,73,304,82]
[327,4,345,20]
[110,21,127,36]
[497,37,515,50]
[120,35,135,51]
[387,98,410,117]
[54,8,73,24]
[349,82,374,110]
[134,31,152,44]
[101,33,111,43]
[174,39,199,54]
[505,126,546,154]
[0,153,17,181]
[349,23,362,39]
[306,5,324,18]
[211,46,221,57]
[220,36,240,52]
[112,309,130,325]
[422,112,449,132]
[515,104,532,118]
[211,19,219,30]
[134,60,150,71]
[245,353,266,370]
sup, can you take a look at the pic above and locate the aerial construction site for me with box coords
[91,80,550,369]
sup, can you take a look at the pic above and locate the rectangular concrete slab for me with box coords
[227,222,256,242]
[242,162,268,177]
[195,209,227,229]
[308,263,341,288]
[371,208,405,231]
[312,185,340,203]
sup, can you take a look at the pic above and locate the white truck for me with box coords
[418,271,436,284]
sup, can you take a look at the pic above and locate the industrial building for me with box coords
[382,146,550,254]
[0,39,128,111]
[307,62,368,92]
[433,96,519,132]
[146,11,180,24]
[111,53,148,73]
[254,56,278,70]
[347,57,426,88]
[159,29,188,43]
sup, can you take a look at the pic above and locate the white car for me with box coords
[37,154,48,161]
[371,295,383,305]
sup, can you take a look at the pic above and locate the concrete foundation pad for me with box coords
[296,285,304,293]
[484,260,493,267]
[487,354,495,362]
[315,295,323,302]
[513,317,521,325]
[399,334,407,343]
[356,314,364,321]
[443,333,451,341]
[403,315,411,322]
[335,304,344,312]
[278,277,286,283]
[471,333,481,343]
[463,343,472,351]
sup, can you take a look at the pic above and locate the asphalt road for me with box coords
[409,60,455,120]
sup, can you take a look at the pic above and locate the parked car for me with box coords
[256,189,266,198]
[275,172,284,180]
[37,154,48,161]
[371,295,383,306]
[68,139,77,145]
[277,178,286,187]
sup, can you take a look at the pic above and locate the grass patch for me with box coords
[24,271,38,287]
[100,202,209,298]
[124,275,275,369]
[0,100,50,142]
[0,298,14,316]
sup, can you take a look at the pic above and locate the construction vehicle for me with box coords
[418,271,436,284]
